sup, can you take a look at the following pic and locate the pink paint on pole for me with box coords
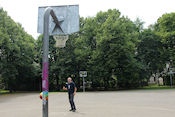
[42,62,49,91]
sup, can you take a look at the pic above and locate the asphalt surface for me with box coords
[0,89,175,117]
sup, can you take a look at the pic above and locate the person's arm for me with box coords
[73,87,77,96]
[63,86,67,90]
[63,83,68,91]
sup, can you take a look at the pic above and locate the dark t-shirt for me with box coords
[66,82,76,94]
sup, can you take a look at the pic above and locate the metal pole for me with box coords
[42,7,52,117]
[170,74,173,88]
[42,7,60,117]
[83,77,85,92]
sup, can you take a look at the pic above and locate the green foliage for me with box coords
[157,13,175,32]
[137,29,164,77]
[89,9,142,88]
[156,13,175,65]
[0,8,39,92]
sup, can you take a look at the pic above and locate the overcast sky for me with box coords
[0,0,175,39]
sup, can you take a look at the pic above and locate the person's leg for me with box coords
[69,94,76,110]
[68,94,73,110]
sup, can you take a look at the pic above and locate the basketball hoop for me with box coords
[37,5,79,117]
[53,35,69,48]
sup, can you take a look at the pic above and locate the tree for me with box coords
[155,13,175,85]
[156,13,175,65]
[0,8,38,92]
[87,9,143,89]
[137,29,164,84]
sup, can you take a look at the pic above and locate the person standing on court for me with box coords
[63,77,77,112]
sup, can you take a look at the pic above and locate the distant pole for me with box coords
[170,74,173,88]
[42,7,52,117]
[83,76,85,92]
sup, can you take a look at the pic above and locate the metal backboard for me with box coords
[37,5,79,35]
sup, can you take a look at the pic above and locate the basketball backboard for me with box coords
[79,71,87,77]
[37,5,79,35]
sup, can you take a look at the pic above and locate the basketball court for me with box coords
[0,89,175,117]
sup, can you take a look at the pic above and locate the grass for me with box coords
[0,84,174,95]
[49,91,68,93]
[0,89,10,95]
[135,84,175,90]
[143,84,172,89]
[0,89,9,93]
[50,85,175,93]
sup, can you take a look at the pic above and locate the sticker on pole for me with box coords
[79,71,87,77]
[37,5,79,35]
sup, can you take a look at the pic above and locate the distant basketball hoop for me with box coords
[53,35,69,48]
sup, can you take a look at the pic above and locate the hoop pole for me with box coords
[42,7,51,117]
[42,7,59,117]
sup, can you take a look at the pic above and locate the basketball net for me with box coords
[53,35,69,48]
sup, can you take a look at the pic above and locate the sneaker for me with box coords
[69,109,73,111]
[72,109,76,112]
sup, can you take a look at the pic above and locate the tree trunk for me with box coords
[56,73,59,91]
